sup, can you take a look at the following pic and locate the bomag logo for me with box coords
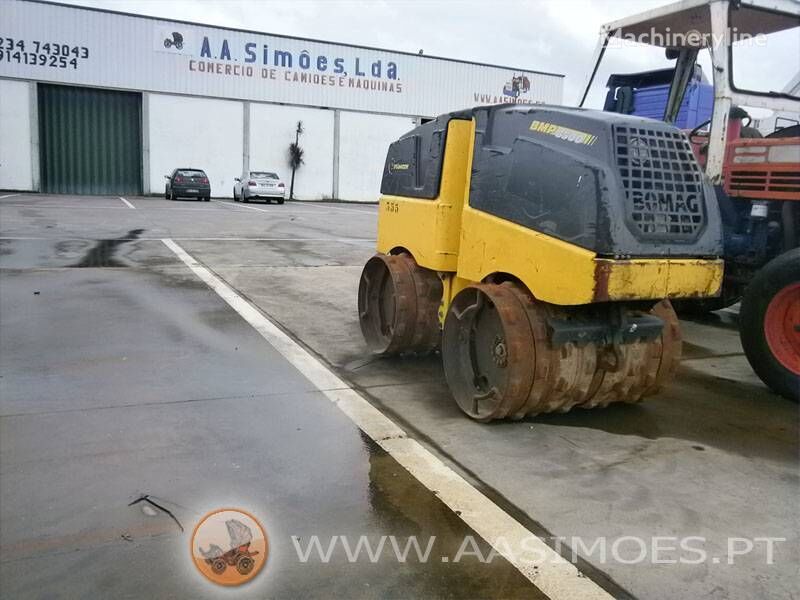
[388,162,410,173]
[631,190,702,214]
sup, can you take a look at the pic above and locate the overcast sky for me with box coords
[60,0,799,109]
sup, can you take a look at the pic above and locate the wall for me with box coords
[147,93,243,197]
[0,79,34,191]
[3,0,564,117]
[249,104,334,200]
[337,112,416,202]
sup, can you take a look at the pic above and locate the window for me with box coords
[730,7,799,99]
[380,118,449,199]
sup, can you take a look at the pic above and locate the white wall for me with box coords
[0,79,34,191]
[148,93,243,197]
[337,111,416,202]
[249,104,334,200]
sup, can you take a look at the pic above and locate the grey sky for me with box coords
[60,0,799,110]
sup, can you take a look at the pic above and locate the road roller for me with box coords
[358,104,725,421]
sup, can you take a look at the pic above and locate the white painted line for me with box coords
[213,199,375,216]
[212,199,271,213]
[162,237,613,600]
[0,236,376,243]
[0,204,135,210]
[0,193,20,200]
[0,204,222,212]
[119,196,135,209]
[295,202,377,215]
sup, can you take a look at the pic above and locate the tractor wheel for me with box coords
[358,253,441,355]
[740,249,800,401]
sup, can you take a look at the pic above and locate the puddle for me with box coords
[72,229,145,267]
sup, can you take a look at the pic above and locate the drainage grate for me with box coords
[615,126,706,241]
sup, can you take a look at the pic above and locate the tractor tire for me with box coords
[739,249,800,401]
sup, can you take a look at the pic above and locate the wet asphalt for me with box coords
[0,195,543,599]
[1,194,798,600]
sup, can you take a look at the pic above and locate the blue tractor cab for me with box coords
[604,66,713,129]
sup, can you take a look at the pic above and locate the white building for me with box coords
[0,0,564,201]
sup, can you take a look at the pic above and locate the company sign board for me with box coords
[1,0,564,116]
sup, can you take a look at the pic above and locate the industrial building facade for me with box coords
[1,0,564,201]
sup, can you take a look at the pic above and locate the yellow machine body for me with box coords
[377,118,723,312]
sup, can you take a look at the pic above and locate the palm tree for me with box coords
[288,121,304,200]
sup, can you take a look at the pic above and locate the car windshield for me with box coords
[177,170,205,178]
[250,172,278,179]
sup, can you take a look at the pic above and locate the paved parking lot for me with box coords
[1,193,797,599]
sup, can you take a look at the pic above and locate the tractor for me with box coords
[579,0,799,401]
[358,105,725,421]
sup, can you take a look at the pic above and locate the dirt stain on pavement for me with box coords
[73,229,145,268]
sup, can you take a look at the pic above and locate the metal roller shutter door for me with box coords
[39,84,142,195]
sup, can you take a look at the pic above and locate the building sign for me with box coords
[1,0,563,116]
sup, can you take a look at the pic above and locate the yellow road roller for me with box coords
[358,104,724,421]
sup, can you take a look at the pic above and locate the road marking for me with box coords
[294,202,377,215]
[212,199,375,218]
[0,204,221,211]
[0,193,21,200]
[119,196,135,209]
[0,236,375,243]
[212,199,272,213]
[162,237,613,600]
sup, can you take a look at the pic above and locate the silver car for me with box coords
[233,170,286,204]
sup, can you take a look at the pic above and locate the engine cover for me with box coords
[467,104,723,258]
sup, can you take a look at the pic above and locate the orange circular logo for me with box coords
[191,508,268,586]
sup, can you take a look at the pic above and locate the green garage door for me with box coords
[39,84,142,195]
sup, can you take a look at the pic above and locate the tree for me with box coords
[288,120,304,200]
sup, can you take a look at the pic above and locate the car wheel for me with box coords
[165,188,169,200]
[241,191,248,203]
[233,188,238,202]
[277,197,285,205]
[204,196,210,202]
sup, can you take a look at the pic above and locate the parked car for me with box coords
[165,168,211,201]
[233,170,285,204]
